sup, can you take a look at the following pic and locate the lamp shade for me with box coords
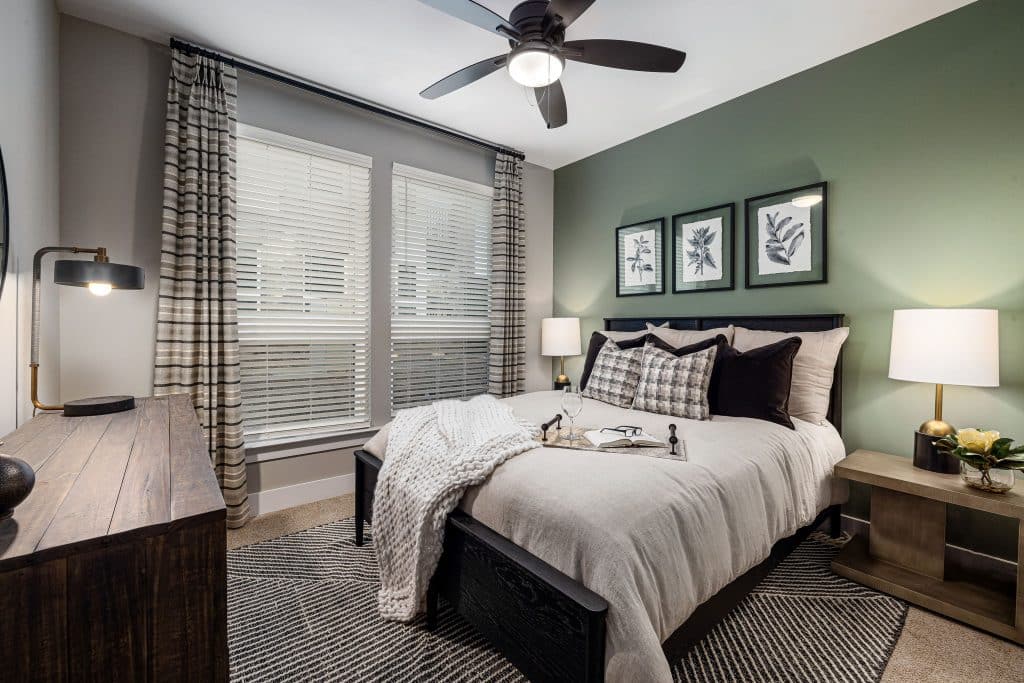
[888,308,999,387]
[541,317,581,357]
[53,259,145,290]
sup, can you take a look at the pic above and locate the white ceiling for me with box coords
[58,0,974,169]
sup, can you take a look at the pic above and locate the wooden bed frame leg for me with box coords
[355,456,365,547]
[829,505,842,539]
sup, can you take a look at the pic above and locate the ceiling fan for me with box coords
[418,0,686,129]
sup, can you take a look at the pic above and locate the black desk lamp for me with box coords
[31,246,145,416]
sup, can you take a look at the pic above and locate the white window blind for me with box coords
[236,126,372,445]
[390,163,493,413]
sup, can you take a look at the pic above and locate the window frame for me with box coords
[389,162,494,415]
[235,124,375,450]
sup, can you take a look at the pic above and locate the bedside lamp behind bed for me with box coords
[541,317,581,390]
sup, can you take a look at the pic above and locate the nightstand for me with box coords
[831,449,1023,645]
[553,379,571,390]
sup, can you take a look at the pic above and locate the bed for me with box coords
[355,313,847,683]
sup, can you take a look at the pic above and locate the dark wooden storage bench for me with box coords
[0,395,227,682]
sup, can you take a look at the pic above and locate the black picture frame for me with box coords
[744,181,828,289]
[671,203,734,294]
[615,218,665,297]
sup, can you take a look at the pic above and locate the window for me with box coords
[390,163,493,412]
[236,126,372,444]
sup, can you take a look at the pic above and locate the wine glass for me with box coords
[561,387,583,446]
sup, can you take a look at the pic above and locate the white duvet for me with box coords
[364,390,846,683]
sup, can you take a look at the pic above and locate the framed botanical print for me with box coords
[744,181,828,288]
[672,203,734,293]
[616,218,665,297]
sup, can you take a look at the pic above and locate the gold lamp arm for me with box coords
[30,245,107,412]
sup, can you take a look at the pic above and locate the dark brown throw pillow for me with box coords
[579,331,647,390]
[708,337,802,429]
[647,334,726,358]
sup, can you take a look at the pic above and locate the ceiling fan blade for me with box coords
[563,39,686,72]
[546,0,596,29]
[420,54,508,99]
[418,0,520,40]
[534,80,567,129]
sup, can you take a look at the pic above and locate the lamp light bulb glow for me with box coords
[508,46,564,88]
[791,194,823,208]
[88,281,112,296]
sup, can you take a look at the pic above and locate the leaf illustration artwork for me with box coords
[680,217,723,283]
[622,227,658,287]
[757,202,812,275]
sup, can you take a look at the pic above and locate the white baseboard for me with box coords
[248,473,355,517]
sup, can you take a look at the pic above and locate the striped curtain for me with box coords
[154,48,250,528]
[487,152,526,397]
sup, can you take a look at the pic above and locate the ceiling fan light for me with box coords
[508,44,564,88]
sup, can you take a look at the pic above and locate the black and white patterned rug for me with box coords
[227,518,907,682]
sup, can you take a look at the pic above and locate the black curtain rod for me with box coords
[169,37,525,161]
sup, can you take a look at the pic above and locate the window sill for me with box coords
[245,427,380,464]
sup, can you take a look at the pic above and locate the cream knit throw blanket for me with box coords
[374,394,539,621]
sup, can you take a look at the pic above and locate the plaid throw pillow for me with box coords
[580,340,644,408]
[632,344,718,420]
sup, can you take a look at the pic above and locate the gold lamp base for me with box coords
[918,419,955,437]
[914,383,959,473]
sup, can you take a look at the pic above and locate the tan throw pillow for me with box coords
[632,344,717,420]
[732,326,850,425]
[646,323,735,348]
[604,322,666,343]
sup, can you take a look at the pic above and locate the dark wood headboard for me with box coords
[604,313,846,433]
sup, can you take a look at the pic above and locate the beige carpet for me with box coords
[228,496,1024,681]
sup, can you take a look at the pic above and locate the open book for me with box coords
[584,429,665,449]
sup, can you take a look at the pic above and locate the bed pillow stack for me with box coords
[578,324,848,428]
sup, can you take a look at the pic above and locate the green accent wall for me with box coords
[553,0,1023,559]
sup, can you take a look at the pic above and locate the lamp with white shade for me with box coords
[541,317,581,389]
[888,308,999,472]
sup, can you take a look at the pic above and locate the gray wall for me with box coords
[57,16,554,495]
[59,15,166,403]
[0,0,61,435]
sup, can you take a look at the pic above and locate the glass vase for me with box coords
[960,462,1015,494]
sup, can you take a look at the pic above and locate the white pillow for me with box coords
[732,326,850,425]
[604,322,666,343]
[646,323,734,347]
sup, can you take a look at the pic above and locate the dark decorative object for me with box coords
[668,423,678,456]
[0,451,35,520]
[616,218,664,297]
[30,245,144,415]
[709,337,803,429]
[914,431,959,474]
[540,414,562,442]
[0,144,9,301]
[672,203,734,293]
[744,182,828,288]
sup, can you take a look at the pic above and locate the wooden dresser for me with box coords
[0,395,227,681]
